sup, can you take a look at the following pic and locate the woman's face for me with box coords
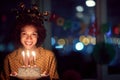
[20,25,38,50]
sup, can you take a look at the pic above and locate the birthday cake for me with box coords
[17,67,41,79]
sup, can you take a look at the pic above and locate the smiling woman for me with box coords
[1,2,59,80]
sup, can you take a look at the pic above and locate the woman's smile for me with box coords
[20,25,38,50]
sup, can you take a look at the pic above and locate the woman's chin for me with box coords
[25,47,36,50]
[24,47,33,50]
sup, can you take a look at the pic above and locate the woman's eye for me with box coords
[21,32,27,36]
[21,32,38,38]
[33,33,37,36]
[32,33,38,37]
[21,32,28,38]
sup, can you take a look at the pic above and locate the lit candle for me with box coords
[32,51,36,65]
[21,51,25,65]
[26,50,30,65]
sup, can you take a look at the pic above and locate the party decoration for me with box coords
[12,2,50,24]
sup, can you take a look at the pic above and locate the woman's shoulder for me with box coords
[6,48,20,58]
[38,47,54,56]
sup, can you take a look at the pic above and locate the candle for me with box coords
[21,51,25,65]
[26,50,30,65]
[32,51,36,65]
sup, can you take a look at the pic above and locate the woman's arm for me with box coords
[3,56,11,80]
[48,53,59,80]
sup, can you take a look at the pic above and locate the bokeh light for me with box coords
[86,45,94,54]
[75,42,84,51]
[51,37,56,46]
[79,35,85,42]
[76,5,84,12]
[86,0,96,7]
[90,37,96,45]
[57,38,66,45]
[82,37,90,45]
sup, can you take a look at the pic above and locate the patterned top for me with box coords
[2,47,59,80]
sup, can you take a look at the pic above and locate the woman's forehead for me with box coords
[21,25,37,31]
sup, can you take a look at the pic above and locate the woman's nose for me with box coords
[26,35,32,40]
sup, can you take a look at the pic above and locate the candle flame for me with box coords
[22,51,25,56]
[32,51,36,57]
[27,50,30,57]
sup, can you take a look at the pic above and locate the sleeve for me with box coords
[49,52,59,80]
[3,56,11,80]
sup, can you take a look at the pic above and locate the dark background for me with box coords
[0,0,120,79]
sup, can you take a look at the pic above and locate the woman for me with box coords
[1,3,59,80]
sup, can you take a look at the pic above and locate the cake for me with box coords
[17,67,41,79]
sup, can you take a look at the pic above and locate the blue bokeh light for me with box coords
[75,42,84,51]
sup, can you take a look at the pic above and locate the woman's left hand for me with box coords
[41,71,49,77]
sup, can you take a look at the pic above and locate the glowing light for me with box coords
[86,0,96,7]
[87,35,92,39]
[75,42,84,51]
[104,35,120,45]
[32,51,36,64]
[82,37,90,45]
[76,5,84,12]
[106,28,111,36]
[21,51,25,65]
[79,35,85,42]
[90,37,96,45]
[113,27,119,35]
[57,38,65,45]
[51,37,56,45]
[55,45,64,49]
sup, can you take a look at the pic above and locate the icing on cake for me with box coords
[17,67,41,79]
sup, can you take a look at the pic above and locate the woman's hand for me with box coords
[10,72,18,76]
[41,71,49,77]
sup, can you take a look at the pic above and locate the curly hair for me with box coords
[11,2,50,49]
[13,14,46,48]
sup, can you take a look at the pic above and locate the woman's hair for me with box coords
[12,2,49,49]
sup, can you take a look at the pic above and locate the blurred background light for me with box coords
[82,37,90,45]
[75,42,84,51]
[76,5,84,12]
[76,12,84,18]
[85,0,96,7]
[79,35,85,42]
[57,38,66,45]
[86,45,94,54]
[51,37,56,46]
[55,45,64,49]
[90,37,96,45]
